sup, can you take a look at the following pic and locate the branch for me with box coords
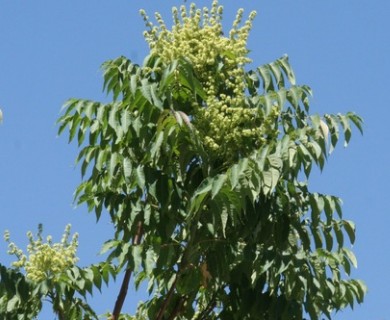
[155,250,193,320]
[199,298,217,320]
[50,292,65,320]
[193,291,218,320]
[167,296,186,320]
[156,208,202,320]
[57,307,65,320]
[155,275,178,320]
[111,221,143,320]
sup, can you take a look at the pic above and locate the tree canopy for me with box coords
[1,1,365,319]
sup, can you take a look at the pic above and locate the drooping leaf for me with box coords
[211,174,227,199]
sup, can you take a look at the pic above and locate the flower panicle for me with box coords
[3,224,79,282]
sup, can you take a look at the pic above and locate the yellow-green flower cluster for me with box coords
[141,1,278,162]
[142,1,254,76]
[4,224,79,282]
[141,1,254,96]
[197,102,280,160]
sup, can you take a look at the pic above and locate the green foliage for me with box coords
[0,264,41,319]
[0,262,115,319]
[1,226,117,320]
[56,1,366,319]
[1,1,366,319]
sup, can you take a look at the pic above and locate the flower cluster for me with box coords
[196,102,280,161]
[141,1,279,162]
[142,1,254,78]
[4,224,79,282]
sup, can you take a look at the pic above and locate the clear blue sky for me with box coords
[0,1,387,319]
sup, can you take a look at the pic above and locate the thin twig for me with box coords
[111,221,143,320]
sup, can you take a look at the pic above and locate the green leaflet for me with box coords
[135,165,145,189]
[211,174,227,199]
[228,158,248,190]
[256,55,296,92]
[343,220,356,244]
[123,157,132,181]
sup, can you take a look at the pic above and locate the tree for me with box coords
[1,1,366,319]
